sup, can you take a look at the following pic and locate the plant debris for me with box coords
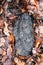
[0,0,43,65]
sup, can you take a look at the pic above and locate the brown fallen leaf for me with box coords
[14,57,26,65]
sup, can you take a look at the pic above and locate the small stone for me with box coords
[13,13,34,56]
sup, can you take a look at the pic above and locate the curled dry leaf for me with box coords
[26,0,43,19]
[14,57,26,65]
